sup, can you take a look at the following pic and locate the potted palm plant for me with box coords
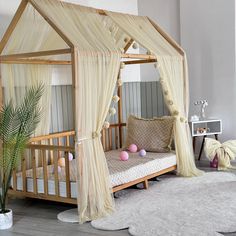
[0,84,44,230]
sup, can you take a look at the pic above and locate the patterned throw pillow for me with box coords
[125,115,175,152]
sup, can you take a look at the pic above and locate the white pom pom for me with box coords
[103,121,110,129]
[132,42,138,49]
[112,95,120,103]
[109,107,116,115]
[117,79,123,87]
[124,37,129,43]
[120,48,124,53]
[120,62,125,69]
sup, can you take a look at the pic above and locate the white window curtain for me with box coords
[107,12,203,177]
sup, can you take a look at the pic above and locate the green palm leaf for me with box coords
[0,83,44,213]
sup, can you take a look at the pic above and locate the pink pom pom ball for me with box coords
[120,151,129,161]
[128,144,138,153]
[68,152,73,161]
[52,166,62,174]
[139,149,146,157]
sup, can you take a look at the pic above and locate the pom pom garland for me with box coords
[117,79,123,87]
[120,62,125,69]
[109,107,116,115]
[112,95,120,103]
[103,121,110,129]
[124,37,129,43]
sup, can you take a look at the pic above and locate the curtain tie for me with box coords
[92,131,101,139]
[76,131,101,143]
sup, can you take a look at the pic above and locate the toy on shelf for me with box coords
[194,100,208,119]
[196,127,210,134]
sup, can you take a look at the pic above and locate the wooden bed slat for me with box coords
[21,153,27,193]
[31,149,38,194]
[42,149,48,196]
[53,150,59,196]
[65,152,71,198]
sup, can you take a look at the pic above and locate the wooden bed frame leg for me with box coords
[143,179,149,189]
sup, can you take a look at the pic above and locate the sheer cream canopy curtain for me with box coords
[31,0,122,222]
[107,12,203,177]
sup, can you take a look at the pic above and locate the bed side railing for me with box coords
[9,123,126,203]
[11,144,76,204]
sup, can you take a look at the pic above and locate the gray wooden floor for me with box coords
[1,159,236,236]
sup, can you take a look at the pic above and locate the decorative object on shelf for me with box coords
[190,115,199,122]
[204,138,236,170]
[0,84,44,230]
[194,100,208,119]
[196,127,210,134]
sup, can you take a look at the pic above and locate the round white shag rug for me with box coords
[58,172,236,236]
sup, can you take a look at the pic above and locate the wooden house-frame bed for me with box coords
[0,0,191,211]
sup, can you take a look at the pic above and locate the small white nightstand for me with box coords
[189,119,222,160]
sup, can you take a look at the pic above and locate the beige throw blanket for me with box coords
[204,138,236,170]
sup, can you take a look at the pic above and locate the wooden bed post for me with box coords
[117,75,123,148]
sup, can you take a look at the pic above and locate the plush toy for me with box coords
[139,149,146,157]
[120,151,129,161]
[58,157,65,167]
[128,144,138,153]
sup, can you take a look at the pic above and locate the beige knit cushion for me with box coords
[125,115,175,152]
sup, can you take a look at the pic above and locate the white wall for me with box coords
[138,0,180,82]
[180,0,236,140]
[0,0,140,83]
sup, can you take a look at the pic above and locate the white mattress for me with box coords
[14,150,176,198]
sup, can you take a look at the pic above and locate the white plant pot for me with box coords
[0,209,13,230]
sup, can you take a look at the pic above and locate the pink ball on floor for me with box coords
[128,144,138,153]
[139,149,146,157]
[120,151,129,161]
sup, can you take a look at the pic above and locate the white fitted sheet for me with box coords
[14,150,176,198]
